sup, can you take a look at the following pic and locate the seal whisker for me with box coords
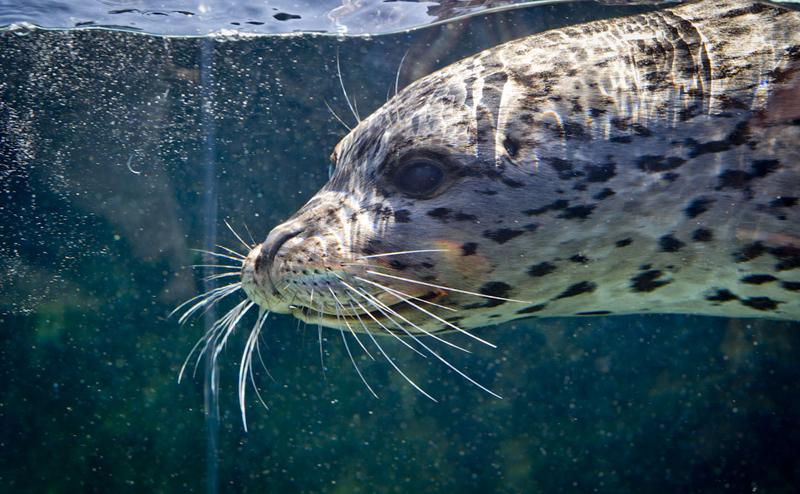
[191,264,243,270]
[214,244,248,259]
[327,287,375,359]
[178,298,253,382]
[356,287,469,353]
[191,248,246,262]
[224,219,253,250]
[353,249,447,260]
[316,301,327,380]
[336,48,360,124]
[365,270,532,304]
[354,287,501,400]
[333,276,469,353]
[394,47,411,97]
[172,281,242,323]
[344,293,437,401]
[239,220,257,248]
[329,290,378,398]
[354,276,457,312]
[238,307,271,431]
[344,288,427,357]
[354,286,471,355]
[203,271,242,282]
[356,277,496,349]
[324,100,352,132]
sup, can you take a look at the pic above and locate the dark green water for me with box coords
[1,3,799,492]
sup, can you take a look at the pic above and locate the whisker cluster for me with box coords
[176,244,522,429]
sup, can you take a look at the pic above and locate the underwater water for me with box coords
[1,1,799,493]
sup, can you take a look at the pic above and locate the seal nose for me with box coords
[255,226,301,274]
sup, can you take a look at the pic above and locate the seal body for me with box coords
[242,0,800,335]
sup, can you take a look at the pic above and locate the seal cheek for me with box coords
[431,240,492,286]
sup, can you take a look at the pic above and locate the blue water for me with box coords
[0,0,581,35]
[1,1,799,493]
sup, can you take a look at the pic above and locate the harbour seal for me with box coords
[181,0,800,417]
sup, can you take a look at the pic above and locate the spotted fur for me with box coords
[241,0,800,339]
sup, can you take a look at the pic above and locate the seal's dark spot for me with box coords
[502,178,525,188]
[716,170,752,189]
[734,241,766,262]
[610,136,632,143]
[562,122,590,140]
[555,281,596,299]
[769,197,798,208]
[427,207,450,219]
[659,234,685,252]
[636,155,686,173]
[585,163,616,183]
[782,281,800,291]
[426,208,476,222]
[576,311,612,316]
[558,204,595,220]
[741,274,778,285]
[516,304,547,315]
[482,228,524,244]
[394,209,411,223]
[478,281,513,308]
[633,124,653,136]
[546,158,574,172]
[523,223,539,232]
[741,297,782,311]
[528,262,556,277]
[570,254,588,263]
[594,188,615,200]
[524,199,569,216]
[776,258,800,271]
[707,289,739,302]
[631,270,670,293]
[616,238,633,248]
[273,12,301,21]
[460,242,478,256]
[690,121,750,158]
[751,159,782,178]
[692,228,714,242]
[717,159,782,190]
[685,198,715,218]
[389,259,408,271]
[454,212,478,222]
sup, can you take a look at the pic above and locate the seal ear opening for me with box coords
[503,134,520,158]
[328,153,337,179]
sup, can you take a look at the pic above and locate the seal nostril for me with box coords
[257,228,301,273]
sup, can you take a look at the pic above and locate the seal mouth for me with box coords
[291,289,446,332]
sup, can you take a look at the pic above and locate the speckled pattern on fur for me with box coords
[243,0,800,335]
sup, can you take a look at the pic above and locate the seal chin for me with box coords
[289,288,448,334]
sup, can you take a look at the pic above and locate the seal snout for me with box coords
[257,226,302,275]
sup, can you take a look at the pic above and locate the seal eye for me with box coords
[393,160,445,197]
